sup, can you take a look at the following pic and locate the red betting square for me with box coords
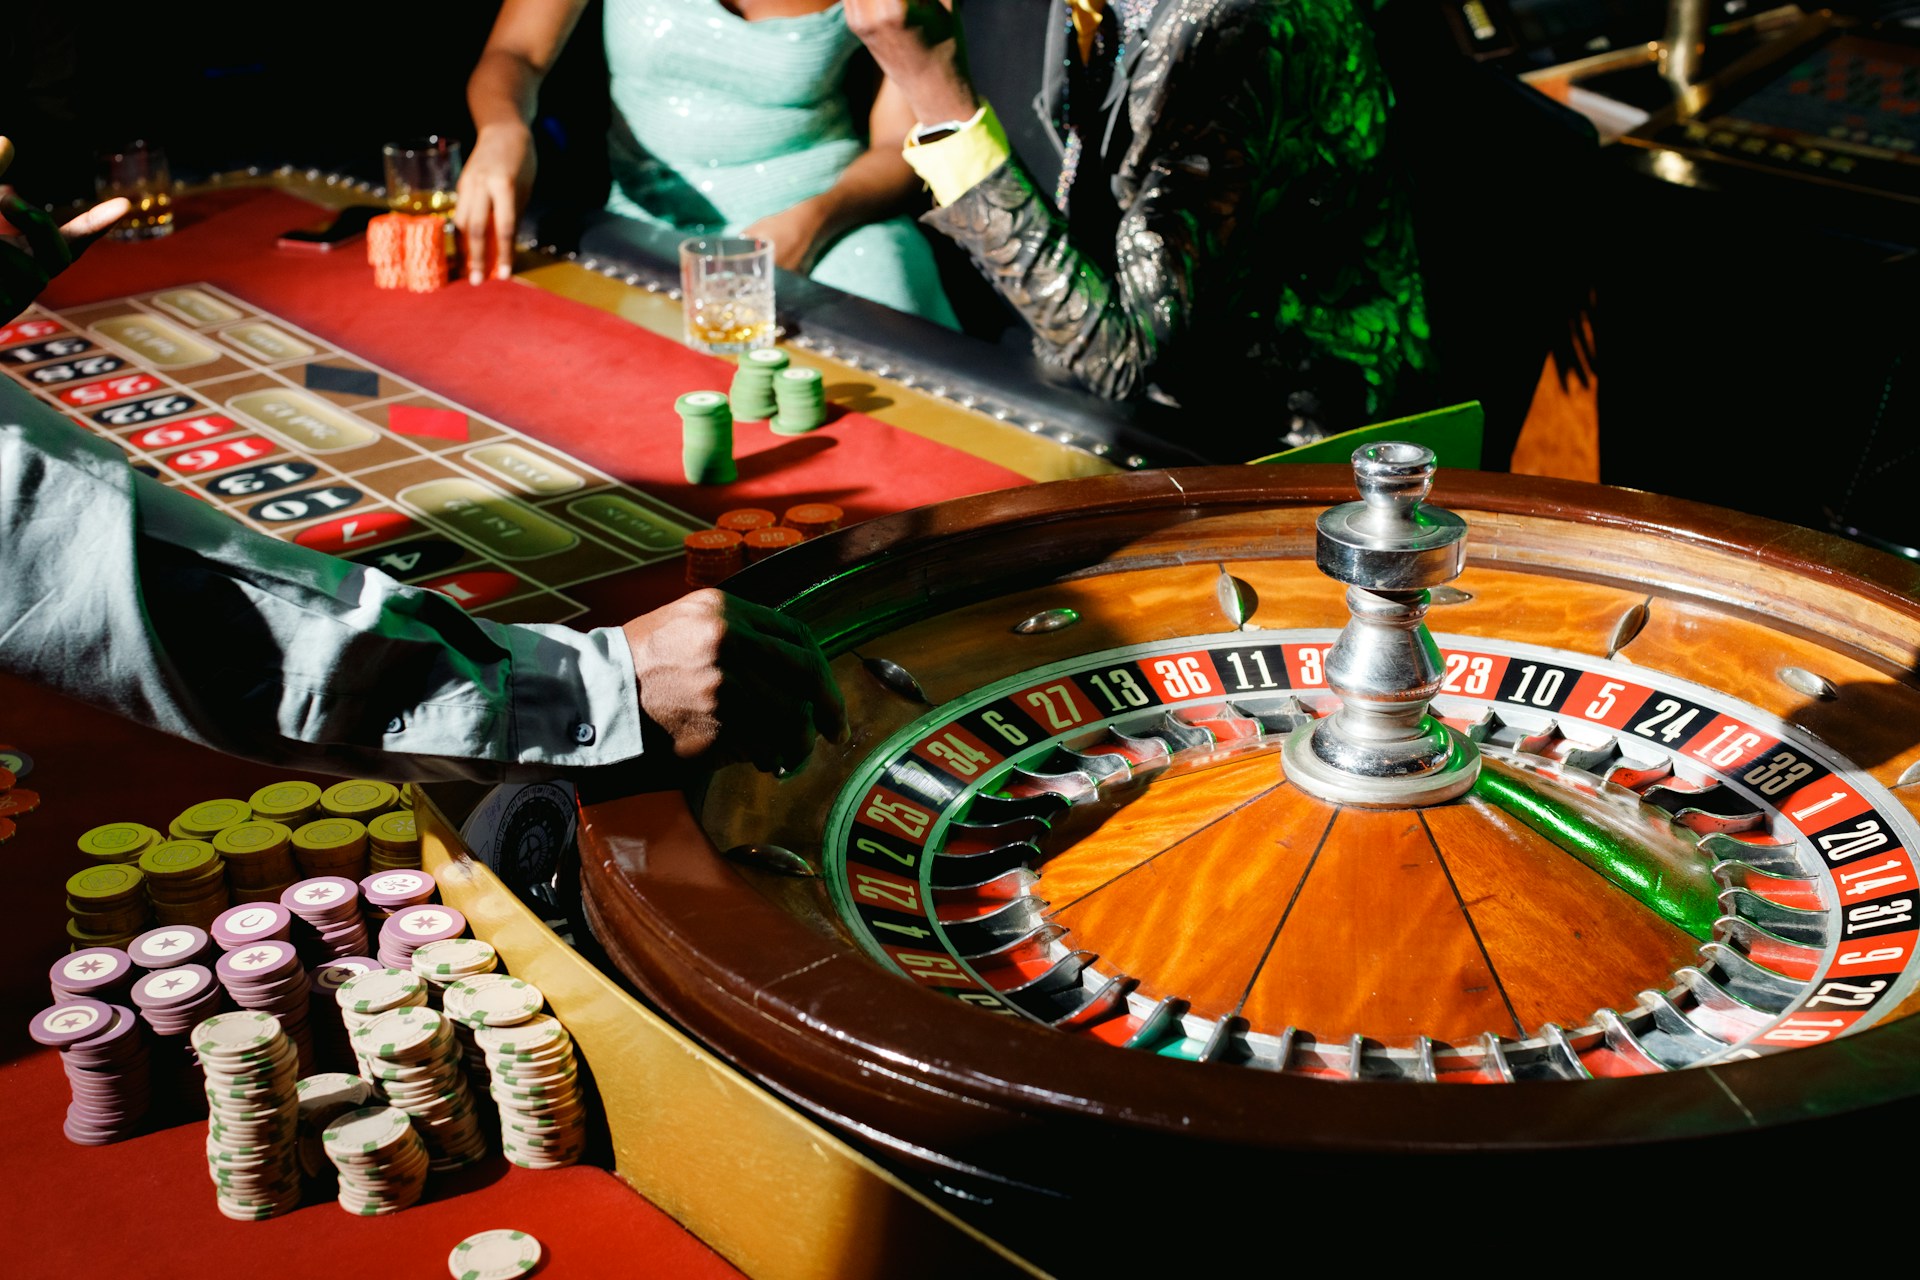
[387,404,470,441]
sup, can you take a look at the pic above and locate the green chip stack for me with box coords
[677,391,737,485]
[771,366,827,435]
[728,347,788,420]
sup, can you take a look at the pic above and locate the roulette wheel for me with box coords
[576,449,1920,1254]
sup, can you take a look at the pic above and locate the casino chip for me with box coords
[677,390,736,485]
[448,1228,543,1280]
[770,365,828,435]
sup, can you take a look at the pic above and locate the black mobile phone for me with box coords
[276,204,383,251]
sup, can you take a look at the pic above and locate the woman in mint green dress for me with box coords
[457,0,958,327]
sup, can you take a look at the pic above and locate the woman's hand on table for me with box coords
[622,589,849,777]
[0,136,130,323]
[454,122,537,285]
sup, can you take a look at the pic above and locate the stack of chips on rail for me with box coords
[743,525,803,563]
[350,1004,488,1171]
[457,992,588,1169]
[195,1011,302,1220]
[293,1071,373,1185]
[65,863,150,952]
[140,839,231,930]
[31,998,151,1145]
[367,213,448,293]
[677,390,737,485]
[366,810,423,872]
[727,347,788,420]
[50,947,136,1006]
[360,868,436,924]
[683,529,745,587]
[292,818,371,883]
[281,876,373,962]
[322,1103,430,1215]
[216,821,302,905]
[378,903,468,973]
[411,938,500,1084]
[128,924,218,971]
[781,502,843,540]
[333,966,429,1078]
[771,366,828,434]
[214,937,318,1073]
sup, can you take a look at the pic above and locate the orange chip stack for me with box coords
[367,214,407,290]
[716,508,778,535]
[683,529,745,587]
[781,503,843,539]
[367,213,448,292]
[742,526,804,563]
[401,215,449,293]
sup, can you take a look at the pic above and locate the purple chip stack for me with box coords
[214,938,317,1073]
[127,925,217,970]
[377,904,467,972]
[308,956,382,1072]
[29,999,152,1145]
[279,876,371,962]
[130,963,225,1036]
[359,869,436,922]
[210,902,295,953]
[49,947,136,1005]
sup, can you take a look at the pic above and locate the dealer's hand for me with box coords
[843,0,978,126]
[453,122,536,285]
[622,589,849,776]
[0,137,131,324]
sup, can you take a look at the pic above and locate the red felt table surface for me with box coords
[0,675,743,1279]
[39,187,1029,627]
[6,187,1048,1276]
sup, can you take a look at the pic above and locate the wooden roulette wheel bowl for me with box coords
[576,464,1920,1245]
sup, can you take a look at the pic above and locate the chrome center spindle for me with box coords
[1281,442,1481,807]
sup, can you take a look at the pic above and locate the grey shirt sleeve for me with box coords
[0,379,645,782]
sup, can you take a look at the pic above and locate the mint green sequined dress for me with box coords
[604,0,958,327]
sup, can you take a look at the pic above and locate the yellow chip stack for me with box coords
[168,797,253,843]
[214,820,301,904]
[319,780,400,822]
[76,822,165,865]
[65,863,150,950]
[366,811,422,873]
[140,838,231,928]
[250,780,323,830]
[292,817,370,881]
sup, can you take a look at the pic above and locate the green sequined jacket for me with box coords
[924,0,1431,449]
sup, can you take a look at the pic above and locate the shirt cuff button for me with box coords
[573,722,596,746]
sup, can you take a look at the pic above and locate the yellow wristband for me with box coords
[903,105,1013,207]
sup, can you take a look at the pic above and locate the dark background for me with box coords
[4,1,1918,552]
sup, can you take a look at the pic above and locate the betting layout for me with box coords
[1,285,702,624]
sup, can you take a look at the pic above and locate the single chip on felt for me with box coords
[0,816,13,843]
[387,404,470,441]
[0,788,40,818]
[304,363,381,397]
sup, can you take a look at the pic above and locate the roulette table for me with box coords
[12,175,1919,1272]
[579,450,1920,1263]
